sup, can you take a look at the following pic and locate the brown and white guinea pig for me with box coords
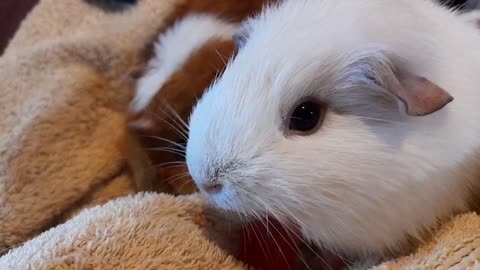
[186,0,480,260]
[125,1,276,193]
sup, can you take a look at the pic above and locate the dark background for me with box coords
[0,0,471,55]
[0,0,38,55]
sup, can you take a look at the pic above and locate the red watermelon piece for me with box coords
[238,218,300,270]
[237,218,348,270]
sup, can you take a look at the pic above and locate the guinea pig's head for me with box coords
[187,0,456,257]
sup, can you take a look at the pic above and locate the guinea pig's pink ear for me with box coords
[356,46,454,116]
[391,72,453,116]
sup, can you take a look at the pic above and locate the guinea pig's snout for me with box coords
[191,162,233,196]
[201,181,224,194]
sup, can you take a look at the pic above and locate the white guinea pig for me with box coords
[186,0,480,259]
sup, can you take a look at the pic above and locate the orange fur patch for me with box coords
[127,0,277,194]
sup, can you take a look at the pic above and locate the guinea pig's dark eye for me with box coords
[288,100,325,134]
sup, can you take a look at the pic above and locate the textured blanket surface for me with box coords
[0,0,479,269]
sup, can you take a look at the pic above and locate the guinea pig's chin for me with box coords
[203,191,293,224]
[202,190,261,217]
[200,190,241,213]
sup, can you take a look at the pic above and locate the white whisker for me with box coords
[159,99,190,131]
[153,161,186,168]
[147,147,186,158]
[142,135,186,150]
[166,172,191,184]
[150,112,188,141]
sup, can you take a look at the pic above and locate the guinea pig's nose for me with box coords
[202,182,223,194]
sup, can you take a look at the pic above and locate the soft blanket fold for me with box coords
[0,193,245,270]
[0,0,479,269]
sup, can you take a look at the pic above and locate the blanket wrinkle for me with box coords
[0,0,179,251]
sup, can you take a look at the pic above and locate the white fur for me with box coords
[130,14,238,113]
[187,0,480,259]
[460,9,480,25]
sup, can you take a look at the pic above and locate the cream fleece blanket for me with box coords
[0,0,479,269]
